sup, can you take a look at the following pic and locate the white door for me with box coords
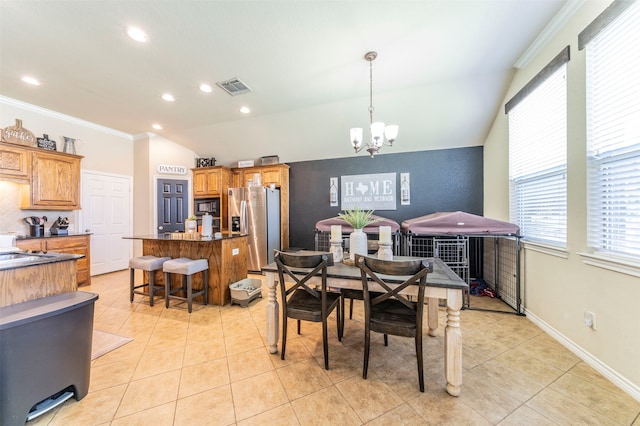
[81,171,132,275]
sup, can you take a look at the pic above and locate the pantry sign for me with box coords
[157,164,188,175]
[341,173,396,211]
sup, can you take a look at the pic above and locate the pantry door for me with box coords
[81,171,132,275]
[156,178,188,233]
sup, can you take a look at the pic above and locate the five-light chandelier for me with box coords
[350,51,398,158]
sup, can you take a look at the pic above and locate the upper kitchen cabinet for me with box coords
[192,166,231,198]
[232,164,289,188]
[20,149,82,210]
[0,142,30,182]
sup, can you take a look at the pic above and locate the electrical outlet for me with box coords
[584,311,597,330]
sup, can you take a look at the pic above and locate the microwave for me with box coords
[194,198,219,217]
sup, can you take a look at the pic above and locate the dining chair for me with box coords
[355,254,431,392]
[275,250,343,370]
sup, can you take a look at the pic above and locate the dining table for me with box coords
[261,255,469,396]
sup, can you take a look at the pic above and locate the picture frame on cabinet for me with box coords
[37,134,57,151]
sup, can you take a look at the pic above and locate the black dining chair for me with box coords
[355,254,431,392]
[275,250,343,370]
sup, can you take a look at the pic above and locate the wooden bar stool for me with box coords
[163,257,209,313]
[129,255,171,306]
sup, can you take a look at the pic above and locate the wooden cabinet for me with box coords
[21,150,81,210]
[233,165,287,188]
[193,166,230,197]
[0,142,30,182]
[0,258,78,307]
[17,234,91,286]
[1,142,82,209]
[192,166,231,231]
[232,164,290,249]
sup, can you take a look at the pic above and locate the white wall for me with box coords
[0,97,200,261]
[130,133,198,257]
[0,96,134,235]
[483,0,640,401]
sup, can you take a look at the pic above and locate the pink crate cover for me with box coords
[315,215,400,234]
[401,211,520,236]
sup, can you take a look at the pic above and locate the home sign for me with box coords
[341,172,396,211]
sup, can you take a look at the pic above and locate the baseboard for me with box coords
[525,309,640,403]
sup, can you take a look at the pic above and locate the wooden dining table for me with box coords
[261,256,469,396]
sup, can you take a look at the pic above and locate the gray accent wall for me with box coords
[288,146,484,249]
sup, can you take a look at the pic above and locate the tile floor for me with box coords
[29,270,640,425]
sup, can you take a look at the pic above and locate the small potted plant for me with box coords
[338,208,379,260]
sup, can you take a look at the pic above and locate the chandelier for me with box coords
[350,51,398,158]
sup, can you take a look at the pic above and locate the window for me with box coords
[506,48,569,246]
[582,0,640,261]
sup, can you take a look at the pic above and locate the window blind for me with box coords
[585,0,640,260]
[509,65,567,245]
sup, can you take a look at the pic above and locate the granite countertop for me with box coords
[0,250,84,272]
[16,232,92,240]
[123,233,246,242]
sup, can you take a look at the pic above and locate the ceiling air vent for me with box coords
[216,78,252,96]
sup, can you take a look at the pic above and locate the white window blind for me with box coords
[508,65,567,246]
[585,0,640,261]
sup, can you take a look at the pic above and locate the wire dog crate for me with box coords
[402,235,471,282]
[401,212,523,315]
[481,236,522,314]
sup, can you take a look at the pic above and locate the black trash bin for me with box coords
[0,291,98,426]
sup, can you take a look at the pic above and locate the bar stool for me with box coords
[129,255,171,306]
[163,257,209,313]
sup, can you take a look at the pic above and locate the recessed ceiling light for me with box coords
[152,124,163,130]
[126,26,149,43]
[162,93,175,102]
[21,76,40,86]
[199,84,212,93]
[240,106,251,114]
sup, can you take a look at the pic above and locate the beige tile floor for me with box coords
[29,270,640,425]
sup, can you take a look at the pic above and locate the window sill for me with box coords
[522,241,569,259]
[577,252,640,278]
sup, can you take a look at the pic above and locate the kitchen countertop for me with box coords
[124,233,246,242]
[0,250,84,271]
[16,232,92,240]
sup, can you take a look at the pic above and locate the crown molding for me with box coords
[0,95,133,140]
[514,0,585,69]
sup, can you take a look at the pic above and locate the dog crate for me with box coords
[402,211,523,314]
[314,215,401,255]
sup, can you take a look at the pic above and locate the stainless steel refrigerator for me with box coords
[228,186,281,272]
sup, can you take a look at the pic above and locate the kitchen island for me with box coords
[0,251,82,307]
[124,233,248,305]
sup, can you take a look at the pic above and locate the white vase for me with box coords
[185,219,197,233]
[349,228,368,261]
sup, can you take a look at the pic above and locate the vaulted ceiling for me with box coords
[0,1,568,164]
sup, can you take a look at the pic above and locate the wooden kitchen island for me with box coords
[0,252,82,307]
[124,234,248,306]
